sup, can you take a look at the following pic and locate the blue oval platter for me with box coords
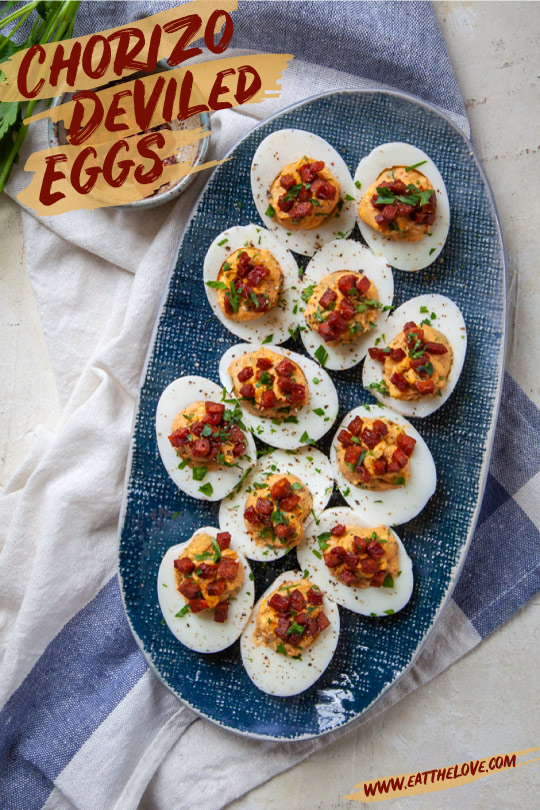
[118,90,506,741]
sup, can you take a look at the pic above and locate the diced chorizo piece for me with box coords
[370,571,386,588]
[206,401,225,417]
[425,341,448,355]
[390,179,408,195]
[190,421,204,437]
[280,173,296,190]
[236,280,253,298]
[390,348,406,362]
[316,612,330,632]
[319,288,337,309]
[228,425,245,444]
[370,193,385,211]
[307,587,323,605]
[192,438,211,458]
[331,524,346,537]
[287,631,303,647]
[269,593,289,613]
[366,540,385,559]
[338,429,353,447]
[244,505,260,525]
[270,477,292,501]
[390,371,409,392]
[189,598,209,613]
[403,321,418,333]
[347,416,363,436]
[174,557,195,574]
[297,186,311,202]
[277,376,294,394]
[289,200,314,220]
[256,497,273,517]
[353,535,366,552]
[372,458,387,476]
[344,445,362,465]
[373,419,389,438]
[237,251,252,270]
[237,366,253,382]
[208,441,220,460]
[288,383,306,405]
[239,383,255,399]
[248,266,269,286]
[337,274,358,295]
[197,562,217,579]
[381,204,397,221]
[387,458,401,473]
[256,369,274,384]
[410,354,429,369]
[314,181,337,200]
[280,494,300,512]
[360,556,379,575]
[356,275,371,295]
[307,617,319,637]
[278,195,294,212]
[397,433,416,456]
[415,379,436,395]
[296,611,308,626]
[339,568,357,586]
[205,411,222,426]
[179,579,200,600]
[224,297,234,315]
[275,358,296,377]
[253,294,270,312]
[362,429,381,450]
[309,177,326,197]
[344,551,359,569]
[392,447,409,469]
[289,589,306,612]
[318,310,346,341]
[374,213,386,225]
[339,299,356,320]
[397,202,414,216]
[207,579,226,596]
[368,347,388,363]
[274,617,291,639]
[261,390,278,410]
[324,546,347,568]
[357,464,371,484]
[299,160,325,183]
[168,428,191,447]
[216,557,239,581]
[406,326,424,343]
[257,356,273,370]
[213,601,229,622]
[274,523,295,539]
[216,531,231,550]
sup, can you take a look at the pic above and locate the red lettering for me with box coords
[17,44,46,98]
[104,89,131,133]
[208,68,234,110]
[49,41,82,88]
[133,75,165,131]
[108,26,155,75]
[204,10,233,54]
[134,132,165,184]
[102,140,134,187]
[81,35,111,80]
[178,70,208,120]
[164,15,203,66]
[235,64,262,104]
[39,154,67,206]
[68,91,103,146]
[70,146,100,194]
[162,76,177,122]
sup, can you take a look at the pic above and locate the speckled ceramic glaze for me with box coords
[118,90,506,741]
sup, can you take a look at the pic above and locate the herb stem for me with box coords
[0,1,40,29]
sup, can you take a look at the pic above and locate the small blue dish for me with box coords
[118,89,506,740]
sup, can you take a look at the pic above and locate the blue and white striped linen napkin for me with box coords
[1,3,538,810]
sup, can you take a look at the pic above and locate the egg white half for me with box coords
[296,507,414,616]
[219,446,335,561]
[240,570,340,696]
[363,293,467,417]
[157,529,255,653]
[250,128,357,257]
[218,343,339,449]
[299,239,395,370]
[330,404,436,524]
[156,375,256,501]
[203,223,300,344]
[354,143,450,272]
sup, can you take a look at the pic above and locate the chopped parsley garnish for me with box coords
[177,459,189,470]
[382,574,395,588]
[314,345,329,367]
[194,551,213,560]
[206,280,227,290]
[420,305,429,313]
[417,361,434,376]
[429,247,436,255]
[384,609,395,615]
[300,430,315,444]
[345,193,355,201]
[212,538,222,562]
[262,334,274,344]
[394,476,406,486]
[175,605,190,618]
[291,482,304,491]
[405,160,428,171]
[226,280,241,313]
[198,482,213,496]
[301,284,315,303]
[312,549,322,559]
[313,407,325,416]
[265,204,275,218]
[355,180,361,189]
[276,642,288,655]
[192,466,207,481]
[287,621,305,636]
[217,238,228,246]
[368,380,389,396]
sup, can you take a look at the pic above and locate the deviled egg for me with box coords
[241,570,340,696]
[298,239,394,370]
[354,143,450,271]
[157,527,254,653]
[330,404,436,524]
[156,375,256,501]
[363,293,467,417]
[297,507,413,616]
[219,446,335,561]
[251,129,356,256]
[219,343,339,448]
[203,224,300,344]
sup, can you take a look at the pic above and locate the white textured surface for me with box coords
[1,3,540,808]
